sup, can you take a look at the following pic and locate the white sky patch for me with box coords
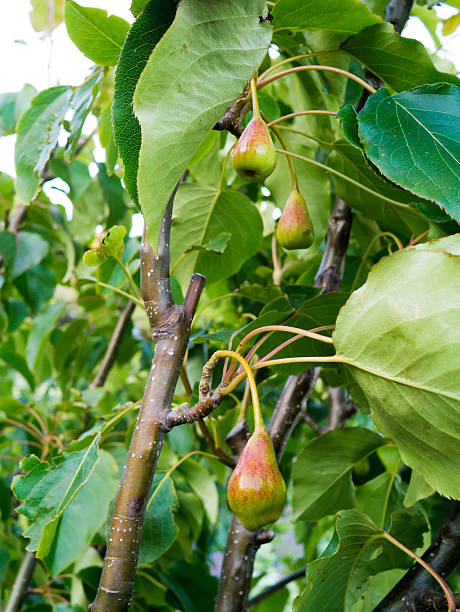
[130,213,144,237]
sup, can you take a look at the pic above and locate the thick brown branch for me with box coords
[386,0,414,33]
[399,591,460,612]
[314,197,352,293]
[91,182,205,611]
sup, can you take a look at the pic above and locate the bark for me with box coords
[4,551,36,612]
[90,179,205,611]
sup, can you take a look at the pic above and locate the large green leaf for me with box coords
[138,473,178,565]
[64,0,129,66]
[12,435,101,557]
[272,0,381,34]
[341,23,460,91]
[170,184,263,288]
[294,509,427,612]
[43,450,118,575]
[327,142,429,238]
[292,428,387,521]
[112,0,177,206]
[0,85,36,136]
[333,236,460,498]
[358,84,460,220]
[133,0,272,247]
[15,86,71,202]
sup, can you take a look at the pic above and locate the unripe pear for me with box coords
[232,117,277,182]
[276,188,314,249]
[227,425,286,531]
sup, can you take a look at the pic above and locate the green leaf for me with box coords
[292,428,387,521]
[130,0,149,17]
[134,0,272,247]
[358,84,460,220]
[334,236,460,498]
[0,349,35,390]
[113,0,177,206]
[139,473,178,565]
[404,470,434,507]
[12,232,50,279]
[355,473,403,528]
[15,86,71,202]
[26,302,66,371]
[341,23,460,91]
[44,450,118,575]
[337,105,361,149]
[0,84,36,136]
[0,231,16,271]
[178,459,218,525]
[327,142,429,238]
[66,69,103,160]
[272,0,381,34]
[170,185,263,288]
[12,434,101,557]
[294,509,427,612]
[64,0,129,65]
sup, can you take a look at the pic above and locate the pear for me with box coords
[232,117,277,182]
[276,188,314,249]
[227,425,286,531]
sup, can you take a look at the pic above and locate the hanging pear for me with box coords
[232,117,277,182]
[276,188,314,249]
[227,425,286,531]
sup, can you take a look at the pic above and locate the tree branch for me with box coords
[398,591,460,612]
[375,502,460,611]
[386,0,414,33]
[213,87,251,137]
[91,180,205,612]
[5,551,36,612]
[90,301,135,389]
[248,566,307,607]
[314,197,352,293]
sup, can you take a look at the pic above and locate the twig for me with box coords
[90,301,135,389]
[398,590,460,611]
[5,551,36,612]
[213,86,251,137]
[386,0,414,33]
[248,566,307,607]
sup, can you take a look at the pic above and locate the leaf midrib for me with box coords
[336,354,460,402]
[69,3,123,52]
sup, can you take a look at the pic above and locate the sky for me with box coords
[0,1,458,229]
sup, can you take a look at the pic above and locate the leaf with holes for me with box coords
[333,236,460,498]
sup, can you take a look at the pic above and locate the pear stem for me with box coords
[257,65,376,94]
[212,350,264,430]
[250,77,261,118]
[275,148,416,210]
[267,121,298,190]
[258,50,341,81]
[267,110,337,127]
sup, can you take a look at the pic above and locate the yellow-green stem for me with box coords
[251,77,261,118]
[258,65,376,94]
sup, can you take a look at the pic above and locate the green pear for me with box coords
[276,188,314,249]
[232,117,277,182]
[227,425,286,531]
